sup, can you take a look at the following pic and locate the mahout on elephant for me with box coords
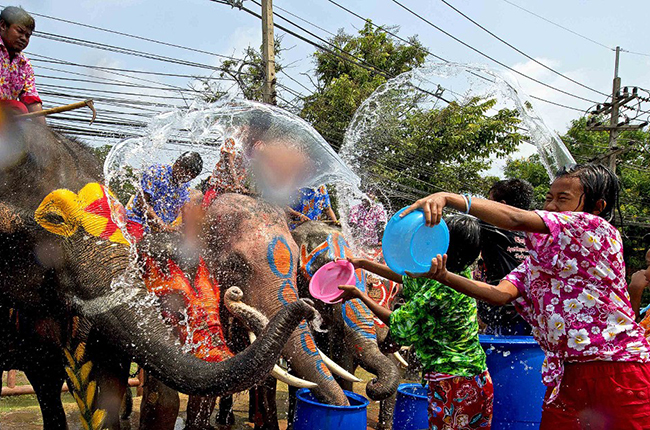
[0,116,316,429]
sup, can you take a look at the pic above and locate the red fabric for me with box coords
[428,370,493,429]
[0,99,27,114]
[201,186,218,210]
[143,256,234,362]
[20,95,41,106]
[540,361,650,430]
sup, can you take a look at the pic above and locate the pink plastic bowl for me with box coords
[309,260,356,304]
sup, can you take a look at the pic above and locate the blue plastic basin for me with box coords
[293,388,369,430]
[393,383,429,430]
[382,207,450,275]
[480,335,546,430]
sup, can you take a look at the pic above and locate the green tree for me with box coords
[300,21,427,148]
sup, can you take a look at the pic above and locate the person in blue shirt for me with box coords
[127,151,203,233]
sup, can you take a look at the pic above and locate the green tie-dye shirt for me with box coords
[389,268,486,377]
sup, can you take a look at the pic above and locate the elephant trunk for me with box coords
[84,284,315,396]
[344,325,400,401]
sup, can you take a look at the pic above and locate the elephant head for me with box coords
[201,193,349,406]
[292,221,401,401]
[30,182,315,396]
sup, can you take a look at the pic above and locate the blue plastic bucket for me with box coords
[393,383,429,430]
[293,388,369,430]
[480,335,546,430]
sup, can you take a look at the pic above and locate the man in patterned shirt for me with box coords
[0,7,43,122]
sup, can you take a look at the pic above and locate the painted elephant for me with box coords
[0,118,315,429]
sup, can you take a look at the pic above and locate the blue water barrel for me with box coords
[393,383,429,430]
[293,389,369,430]
[480,335,546,430]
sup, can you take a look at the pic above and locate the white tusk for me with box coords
[392,351,408,368]
[271,365,318,389]
[248,332,317,389]
[318,349,362,383]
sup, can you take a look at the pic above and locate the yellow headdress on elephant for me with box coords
[35,183,132,245]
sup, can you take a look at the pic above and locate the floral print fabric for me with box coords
[127,164,190,226]
[506,211,650,403]
[291,185,331,220]
[389,268,487,377]
[348,201,387,247]
[0,38,40,104]
[428,370,493,430]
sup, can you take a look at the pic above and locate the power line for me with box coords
[4,4,243,62]
[500,0,613,51]
[390,0,599,105]
[439,0,608,97]
[324,0,586,113]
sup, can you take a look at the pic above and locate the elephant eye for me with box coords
[43,213,65,225]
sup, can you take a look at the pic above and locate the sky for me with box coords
[12,0,650,173]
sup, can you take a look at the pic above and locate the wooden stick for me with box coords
[16,99,96,125]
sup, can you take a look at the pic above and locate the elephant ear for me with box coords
[35,188,81,237]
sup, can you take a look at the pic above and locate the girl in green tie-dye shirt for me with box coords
[339,215,493,430]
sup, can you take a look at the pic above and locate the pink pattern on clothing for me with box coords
[0,38,40,104]
[506,211,650,403]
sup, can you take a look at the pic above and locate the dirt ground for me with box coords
[1,369,415,429]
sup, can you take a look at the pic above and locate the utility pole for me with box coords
[261,0,277,105]
[587,46,647,170]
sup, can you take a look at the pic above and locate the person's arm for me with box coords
[350,257,403,284]
[326,206,339,224]
[286,207,310,222]
[628,270,648,319]
[141,190,175,232]
[26,102,45,125]
[408,254,520,306]
[401,192,549,234]
[337,285,392,325]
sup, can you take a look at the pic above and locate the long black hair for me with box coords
[445,215,481,273]
[555,163,619,221]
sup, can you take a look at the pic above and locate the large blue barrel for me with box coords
[480,335,546,430]
[393,383,429,430]
[293,388,369,430]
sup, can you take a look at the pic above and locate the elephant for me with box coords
[0,117,317,429]
[292,221,403,428]
[196,193,358,429]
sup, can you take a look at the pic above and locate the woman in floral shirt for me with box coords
[403,164,650,429]
[339,215,493,430]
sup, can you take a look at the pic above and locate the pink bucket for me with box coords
[309,260,356,304]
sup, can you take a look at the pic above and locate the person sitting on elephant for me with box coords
[202,137,248,209]
[126,151,203,234]
[288,185,338,229]
[338,215,493,430]
[0,6,44,122]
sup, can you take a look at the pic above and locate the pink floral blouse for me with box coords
[0,38,41,105]
[506,211,650,403]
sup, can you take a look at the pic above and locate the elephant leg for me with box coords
[185,395,216,430]
[139,373,179,430]
[286,385,297,430]
[217,395,235,425]
[250,376,279,430]
[24,367,67,430]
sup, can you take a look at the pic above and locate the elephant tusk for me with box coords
[271,365,318,389]
[318,349,362,383]
[392,351,408,368]
[248,332,317,389]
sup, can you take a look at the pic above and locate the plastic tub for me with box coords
[293,388,369,430]
[480,335,546,430]
[382,207,449,275]
[393,383,429,430]
[309,260,356,304]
